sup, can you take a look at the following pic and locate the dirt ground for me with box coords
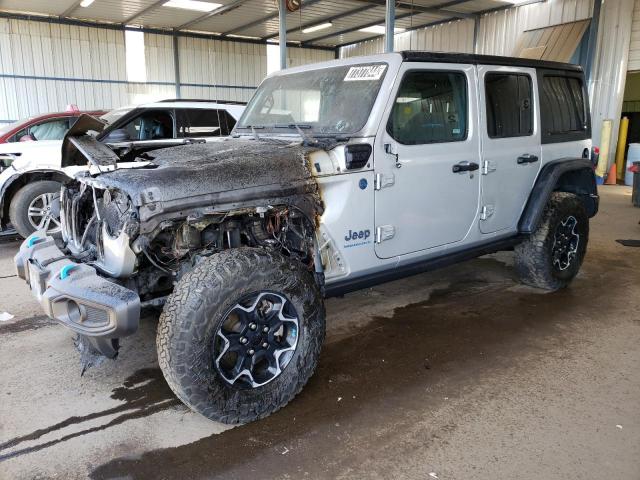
[0,185,638,480]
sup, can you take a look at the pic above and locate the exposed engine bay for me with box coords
[61,180,318,303]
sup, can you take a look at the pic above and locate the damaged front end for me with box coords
[17,126,327,360]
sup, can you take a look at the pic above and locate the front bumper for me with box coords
[14,233,140,340]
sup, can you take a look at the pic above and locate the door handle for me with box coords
[452,161,479,173]
[517,154,539,164]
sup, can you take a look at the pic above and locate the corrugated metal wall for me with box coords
[0,18,131,122]
[0,17,331,122]
[476,0,592,56]
[627,0,640,71]
[288,47,335,68]
[340,1,593,58]
[178,36,266,104]
[588,0,634,149]
[340,19,475,58]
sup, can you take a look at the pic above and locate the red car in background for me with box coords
[0,105,106,143]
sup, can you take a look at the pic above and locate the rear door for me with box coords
[477,66,542,234]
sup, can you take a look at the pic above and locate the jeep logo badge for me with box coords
[345,229,371,242]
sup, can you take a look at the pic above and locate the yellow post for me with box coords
[615,116,629,181]
[596,119,612,179]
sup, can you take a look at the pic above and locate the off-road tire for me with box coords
[157,247,325,424]
[9,180,62,239]
[515,192,588,291]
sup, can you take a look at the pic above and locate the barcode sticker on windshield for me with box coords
[344,65,387,81]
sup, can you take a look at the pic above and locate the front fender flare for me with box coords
[519,158,598,234]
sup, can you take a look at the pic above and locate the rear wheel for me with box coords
[157,247,325,424]
[515,192,588,291]
[9,180,62,238]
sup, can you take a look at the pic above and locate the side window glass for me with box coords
[10,128,29,142]
[124,110,174,140]
[11,119,70,142]
[485,73,533,138]
[218,110,237,136]
[29,118,71,140]
[387,71,467,145]
[181,109,228,137]
[541,76,586,135]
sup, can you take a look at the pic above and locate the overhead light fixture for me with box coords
[163,0,222,12]
[358,25,405,35]
[227,34,262,40]
[80,0,95,7]
[302,22,332,34]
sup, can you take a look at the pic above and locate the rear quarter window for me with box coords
[539,71,590,144]
[177,109,236,137]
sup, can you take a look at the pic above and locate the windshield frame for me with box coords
[99,107,136,126]
[234,57,400,138]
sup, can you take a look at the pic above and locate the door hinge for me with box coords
[482,160,497,175]
[375,225,396,243]
[480,205,495,221]
[374,173,395,190]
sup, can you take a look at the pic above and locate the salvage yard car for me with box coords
[15,52,599,424]
[0,100,245,239]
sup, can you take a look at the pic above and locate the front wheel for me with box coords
[9,180,62,238]
[157,248,325,424]
[515,192,589,291]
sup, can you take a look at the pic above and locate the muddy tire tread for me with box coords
[514,192,588,291]
[157,247,325,424]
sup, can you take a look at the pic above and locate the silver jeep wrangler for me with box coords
[15,52,599,424]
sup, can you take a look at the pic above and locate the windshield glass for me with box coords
[237,63,388,135]
[100,107,134,125]
[0,118,31,136]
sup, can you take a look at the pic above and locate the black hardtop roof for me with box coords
[400,51,583,73]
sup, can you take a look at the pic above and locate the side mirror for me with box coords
[103,128,131,143]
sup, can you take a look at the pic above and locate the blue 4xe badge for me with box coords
[344,229,372,248]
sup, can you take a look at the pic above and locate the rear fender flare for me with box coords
[519,158,598,234]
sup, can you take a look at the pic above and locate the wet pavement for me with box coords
[1,185,639,479]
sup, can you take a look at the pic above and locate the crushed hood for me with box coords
[80,139,326,227]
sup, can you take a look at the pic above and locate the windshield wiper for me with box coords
[272,123,318,146]
[272,123,313,129]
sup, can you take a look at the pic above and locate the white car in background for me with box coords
[0,100,245,238]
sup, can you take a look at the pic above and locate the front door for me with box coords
[477,66,542,234]
[374,63,481,259]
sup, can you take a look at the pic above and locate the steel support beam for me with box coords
[301,0,477,46]
[177,0,250,31]
[279,0,287,70]
[60,1,83,18]
[302,11,414,45]
[222,0,324,36]
[263,4,373,40]
[173,32,181,98]
[384,0,395,53]
[584,0,602,82]
[473,15,480,53]
[359,0,476,20]
[337,15,466,49]
[123,0,167,25]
